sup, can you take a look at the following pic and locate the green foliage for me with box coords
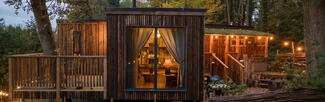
[255,0,304,60]
[0,19,41,90]
[269,59,282,72]
[286,70,325,89]
[146,0,225,24]
[284,54,325,89]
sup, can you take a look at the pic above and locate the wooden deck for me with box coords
[8,53,106,99]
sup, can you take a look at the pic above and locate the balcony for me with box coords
[8,53,106,99]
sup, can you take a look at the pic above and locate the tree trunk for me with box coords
[303,0,325,76]
[30,0,56,55]
[246,0,253,26]
[209,88,325,102]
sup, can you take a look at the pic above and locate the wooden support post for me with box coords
[225,35,229,64]
[103,57,107,99]
[209,35,214,53]
[56,57,61,102]
[236,36,240,59]
[240,66,244,84]
[264,37,269,57]
[8,58,13,101]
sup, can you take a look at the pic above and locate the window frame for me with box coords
[125,26,187,91]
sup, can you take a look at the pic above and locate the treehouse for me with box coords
[8,8,273,101]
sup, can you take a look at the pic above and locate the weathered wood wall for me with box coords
[57,21,107,56]
[106,9,206,101]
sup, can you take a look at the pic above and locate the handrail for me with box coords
[211,53,229,69]
[8,53,106,58]
[227,54,245,68]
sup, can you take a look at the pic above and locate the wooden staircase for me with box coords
[205,52,245,84]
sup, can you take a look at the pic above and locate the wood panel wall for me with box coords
[106,12,205,101]
[57,21,107,56]
[205,35,268,61]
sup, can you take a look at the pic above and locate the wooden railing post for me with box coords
[103,57,107,99]
[56,57,61,102]
[8,57,13,101]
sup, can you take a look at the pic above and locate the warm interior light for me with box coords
[270,37,273,40]
[157,33,161,38]
[215,35,218,39]
[17,86,21,89]
[258,36,261,40]
[245,36,248,39]
[230,35,234,38]
[163,59,173,67]
[297,47,302,51]
[157,30,161,38]
[284,42,289,46]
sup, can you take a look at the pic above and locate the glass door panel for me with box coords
[126,27,184,89]
[126,28,154,88]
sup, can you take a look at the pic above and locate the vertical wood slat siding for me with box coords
[57,21,107,56]
[107,14,205,101]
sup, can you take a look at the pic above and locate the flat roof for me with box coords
[106,8,207,12]
[205,28,273,36]
[106,8,206,16]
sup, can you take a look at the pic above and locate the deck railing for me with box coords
[8,54,106,92]
[211,53,230,81]
[226,54,245,84]
[204,53,230,81]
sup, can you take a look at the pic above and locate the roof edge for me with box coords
[106,8,207,12]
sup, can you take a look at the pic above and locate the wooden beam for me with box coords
[103,57,107,99]
[236,35,240,59]
[264,37,269,57]
[225,35,229,64]
[8,58,13,100]
[56,57,61,102]
[209,35,214,53]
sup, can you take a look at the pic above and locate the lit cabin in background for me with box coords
[204,24,273,84]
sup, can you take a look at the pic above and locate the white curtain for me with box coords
[127,28,154,88]
[158,28,185,87]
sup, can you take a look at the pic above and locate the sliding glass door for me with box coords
[126,27,185,89]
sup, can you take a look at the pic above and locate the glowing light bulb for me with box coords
[270,37,273,40]
[157,33,161,38]
[230,35,234,38]
[284,42,289,46]
[245,36,248,39]
[258,36,261,40]
[297,47,302,51]
[215,35,218,39]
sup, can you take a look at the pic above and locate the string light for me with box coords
[284,42,289,46]
[297,47,303,51]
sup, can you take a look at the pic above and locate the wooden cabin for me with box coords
[8,8,273,101]
[106,8,206,101]
[204,25,273,84]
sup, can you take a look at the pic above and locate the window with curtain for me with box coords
[126,27,185,89]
